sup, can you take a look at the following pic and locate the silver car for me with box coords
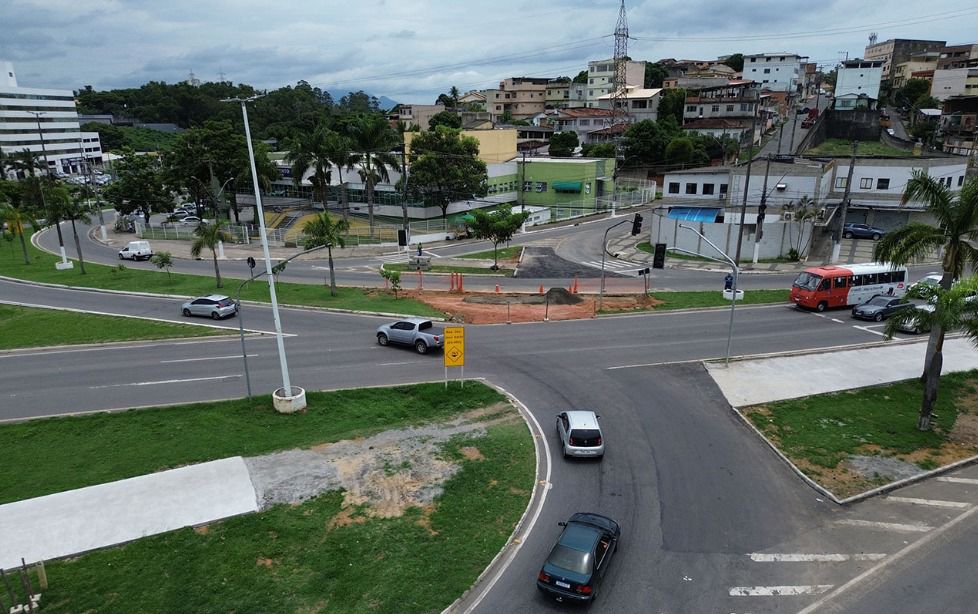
[181,295,238,320]
[556,411,605,459]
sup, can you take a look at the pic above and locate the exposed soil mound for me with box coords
[462,287,582,306]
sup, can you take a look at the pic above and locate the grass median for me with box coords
[643,289,789,310]
[5,382,535,613]
[0,231,443,317]
[743,370,978,498]
[0,304,229,349]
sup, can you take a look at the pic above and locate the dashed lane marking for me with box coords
[729,585,834,596]
[834,519,933,532]
[89,375,240,389]
[160,354,257,364]
[886,496,970,509]
[749,553,887,562]
[937,476,978,485]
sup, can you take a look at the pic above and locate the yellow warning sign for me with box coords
[443,326,465,367]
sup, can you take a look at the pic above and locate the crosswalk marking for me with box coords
[886,496,970,508]
[729,585,834,596]
[581,260,640,271]
[937,476,978,485]
[834,519,933,532]
[749,553,886,562]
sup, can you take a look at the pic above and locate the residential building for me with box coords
[742,53,806,93]
[682,81,761,146]
[891,51,941,89]
[0,60,102,178]
[834,59,884,110]
[394,103,447,131]
[484,77,551,121]
[596,86,663,122]
[931,44,978,101]
[585,58,646,107]
[404,128,517,164]
[863,38,946,82]
[937,44,978,70]
[545,79,587,109]
[549,107,617,141]
[662,76,731,90]
[938,95,978,158]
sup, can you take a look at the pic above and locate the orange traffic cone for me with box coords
[539,284,544,294]
[495,284,501,293]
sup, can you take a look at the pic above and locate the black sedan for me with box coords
[851,296,911,322]
[537,512,620,603]
[843,223,886,240]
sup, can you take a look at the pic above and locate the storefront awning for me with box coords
[552,181,583,193]
[667,207,722,223]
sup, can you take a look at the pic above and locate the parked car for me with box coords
[181,295,238,320]
[376,318,444,354]
[168,210,191,221]
[537,512,621,603]
[843,223,885,240]
[909,273,944,294]
[896,302,935,334]
[555,411,605,459]
[118,240,153,261]
[797,107,811,115]
[801,118,815,129]
[178,216,209,225]
[851,295,911,322]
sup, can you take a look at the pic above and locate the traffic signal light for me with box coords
[652,243,667,269]
[630,213,644,236]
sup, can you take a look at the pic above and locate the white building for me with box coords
[596,86,662,122]
[0,60,102,178]
[585,58,646,108]
[743,53,806,94]
[834,59,884,104]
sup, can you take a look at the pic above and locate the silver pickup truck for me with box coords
[376,318,444,354]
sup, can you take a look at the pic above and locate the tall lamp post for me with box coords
[28,111,72,269]
[678,223,739,365]
[222,95,305,412]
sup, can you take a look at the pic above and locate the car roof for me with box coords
[203,294,230,301]
[401,317,432,324]
[558,522,601,551]
[565,410,600,429]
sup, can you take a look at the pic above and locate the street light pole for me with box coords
[599,217,630,311]
[831,141,859,263]
[734,94,759,264]
[223,95,305,411]
[28,111,72,269]
[678,224,739,365]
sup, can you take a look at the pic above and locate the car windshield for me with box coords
[547,544,592,575]
[217,299,234,307]
[793,272,821,291]
[867,296,891,306]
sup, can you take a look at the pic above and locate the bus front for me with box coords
[790,270,823,309]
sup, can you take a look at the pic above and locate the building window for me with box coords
[632,100,648,109]
[960,176,965,187]
[741,103,749,112]
[719,183,728,194]
[877,178,890,189]
[764,68,771,74]
[712,105,720,112]
[685,183,697,194]
[686,105,697,112]
[703,184,715,195]
[579,119,590,126]
[535,182,547,192]
[523,181,533,192]
[836,177,847,189]
[946,177,953,187]
[727,105,734,112]
[860,178,873,189]
[668,182,680,194]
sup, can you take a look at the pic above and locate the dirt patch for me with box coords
[949,413,978,446]
[193,525,210,535]
[256,557,275,568]
[244,408,520,519]
[412,289,662,324]
[327,507,367,530]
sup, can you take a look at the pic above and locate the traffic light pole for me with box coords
[677,223,739,365]
[599,213,642,311]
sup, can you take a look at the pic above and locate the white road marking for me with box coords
[886,496,970,509]
[749,553,887,562]
[377,361,415,366]
[937,476,978,485]
[853,325,888,337]
[160,354,257,364]
[834,519,933,532]
[830,318,845,323]
[729,585,834,596]
[89,375,240,389]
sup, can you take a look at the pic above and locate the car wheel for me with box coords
[872,233,881,240]
[211,311,221,320]
[844,232,853,239]
[377,333,389,346]
[118,253,124,260]
[415,340,429,354]
[182,308,192,317]
[816,301,827,312]
[874,313,884,322]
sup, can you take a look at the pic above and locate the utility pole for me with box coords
[28,111,72,269]
[734,91,759,264]
[788,109,800,154]
[400,140,409,247]
[519,150,527,213]
[830,141,858,263]
[753,155,773,263]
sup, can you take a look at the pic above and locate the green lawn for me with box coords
[12,383,534,613]
[645,289,790,310]
[458,246,522,261]
[806,138,913,157]
[0,383,505,504]
[0,304,228,349]
[0,231,442,317]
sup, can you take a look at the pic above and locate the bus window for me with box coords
[819,279,831,292]
[864,273,878,285]
[834,276,848,288]
[851,275,862,287]
[879,272,892,284]
[793,272,820,290]
[894,270,906,282]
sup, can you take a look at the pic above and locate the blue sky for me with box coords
[2,0,976,104]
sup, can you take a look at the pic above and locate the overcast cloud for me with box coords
[2,0,976,104]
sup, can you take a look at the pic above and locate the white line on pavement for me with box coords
[886,496,970,508]
[89,375,240,389]
[853,325,888,337]
[729,585,834,596]
[830,318,845,323]
[161,355,257,364]
[749,553,887,562]
[834,519,933,532]
[937,476,978,485]
[377,362,415,366]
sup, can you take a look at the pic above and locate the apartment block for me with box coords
[931,44,978,101]
[585,59,646,108]
[834,59,884,109]
[891,51,940,89]
[863,38,946,81]
[484,77,551,121]
[743,53,806,93]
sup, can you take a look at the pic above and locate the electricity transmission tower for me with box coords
[610,0,630,129]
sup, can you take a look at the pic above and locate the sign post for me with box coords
[443,326,465,388]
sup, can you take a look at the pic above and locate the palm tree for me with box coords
[285,123,333,205]
[347,114,400,236]
[13,149,41,179]
[302,212,349,296]
[0,147,12,180]
[0,202,35,264]
[873,170,978,430]
[191,222,233,288]
[49,185,93,274]
[322,131,357,222]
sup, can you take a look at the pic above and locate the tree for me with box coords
[658,89,686,125]
[408,126,487,224]
[428,111,462,130]
[190,222,233,288]
[380,268,402,299]
[885,277,978,342]
[347,114,400,236]
[573,70,589,84]
[581,143,617,158]
[644,63,669,88]
[548,132,579,157]
[468,206,530,269]
[722,54,744,73]
[321,131,357,220]
[82,122,125,151]
[103,150,173,220]
[285,122,335,204]
[13,149,42,179]
[450,86,461,110]
[151,251,174,282]
[873,171,978,430]
[622,118,681,166]
[52,185,93,274]
[0,202,35,264]
[302,212,349,296]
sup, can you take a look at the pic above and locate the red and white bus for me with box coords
[790,263,909,311]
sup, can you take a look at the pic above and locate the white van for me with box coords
[118,240,153,261]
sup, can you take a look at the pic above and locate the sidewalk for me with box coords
[609,235,813,274]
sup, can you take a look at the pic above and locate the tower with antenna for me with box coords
[610,0,630,129]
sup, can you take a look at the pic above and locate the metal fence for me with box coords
[136,221,251,243]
